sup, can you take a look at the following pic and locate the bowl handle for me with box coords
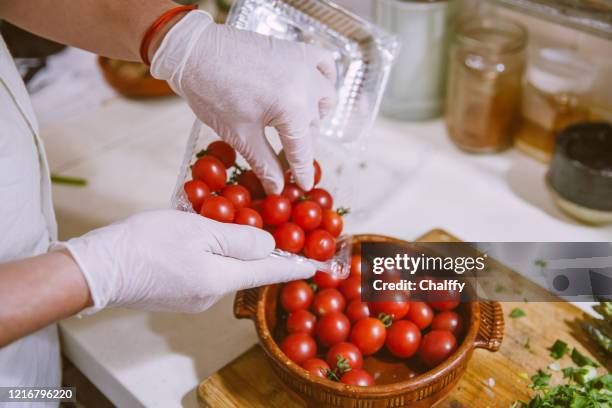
[234,288,259,320]
[473,301,504,351]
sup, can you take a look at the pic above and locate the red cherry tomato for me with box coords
[281,333,317,364]
[406,302,434,330]
[345,300,370,323]
[237,170,265,200]
[205,140,236,168]
[273,222,305,253]
[301,358,330,379]
[234,207,263,228]
[291,201,322,231]
[192,156,227,191]
[284,160,322,186]
[350,254,362,278]
[221,184,251,210]
[303,229,336,261]
[419,330,457,368]
[281,183,304,203]
[307,188,333,210]
[200,195,235,223]
[312,271,341,289]
[249,199,263,213]
[369,300,410,321]
[339,276,361,302]
[281,280,314,312]
[184,180,211,213]
[428,283,461,311]
[349,317,386,356]
[326,342,363,372]
[315,312,350,347]
[261,194,292,226]
[287,309,317,336]
[340,369,374,386]
[312,288,345,316]
[385,320,421,358]
[431,311,463,337]
[321,209,343,237]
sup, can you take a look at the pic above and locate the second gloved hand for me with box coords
[151,10,337,194]
[53,210,315,313]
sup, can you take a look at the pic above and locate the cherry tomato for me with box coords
[234,207,263,228]
[303,229,336,261]
[339,276,361,302]
[340,369,374,386]
[350,317,386,356]
[385,320,421,358]
[184,180,211,212]
[221,184,251,210]
[315,312,350,347]
[307,188,333,210]
[345,300,370,323]
[192,156,227,191]
[287,309,317,336]
[281,183,304,203]
[273,222,305,253]
[205,140,236,168]
[350,254,362,278]
[281,280,314,312]
[301,358,330,379]
[200,195,235,223]
[284,160,322,186]
[406,302,434,330]
[237,170,265,200]
[431,311,463,337]
[428,283,461,311]
[249,199,263,213]
[326,342,363,372]
[261,194,292,226]
[312,271,341,289]
[291,200,322,231]
[369,300,410,321]
[312,288,345,316]
[280,333,317,364]
[321,209,343,237]
[419,330,457,368]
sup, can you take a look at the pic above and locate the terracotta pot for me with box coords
[234,234,504,407]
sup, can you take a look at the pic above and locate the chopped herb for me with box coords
[524,337,531,350]
[570,348,599,368]
[518,372,530,380]
[510,308,526,318]
[529,370,551,390]
[549,340,569,359]
[562,366,598,385]
[495,284,505,293]
[534,259,547,268]
[50,173,87,186]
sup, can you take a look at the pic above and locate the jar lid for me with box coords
[548,122,612,212]
[527,48,596,94]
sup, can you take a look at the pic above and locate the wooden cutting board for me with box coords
[198,229,609,408]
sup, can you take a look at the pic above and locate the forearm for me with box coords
[0,0,183,61]
[0,251,91,347]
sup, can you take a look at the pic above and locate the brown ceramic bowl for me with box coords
[98,56,174,99]
[234,234,504,407]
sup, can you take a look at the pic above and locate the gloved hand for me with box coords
[52,210,315,313]
[151,10,337,194]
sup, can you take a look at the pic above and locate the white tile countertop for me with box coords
[31,49,612,408]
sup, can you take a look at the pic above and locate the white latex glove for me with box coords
[52,210,315,313]
[151,10,337,193]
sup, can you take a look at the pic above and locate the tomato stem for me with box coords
[336,207,350,216]
[378,313,393,328]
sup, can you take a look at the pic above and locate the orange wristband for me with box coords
[139,4,197,66]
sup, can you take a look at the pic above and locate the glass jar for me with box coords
[445,18,526,153]
[375,0,456,121]
[514,48,595,162]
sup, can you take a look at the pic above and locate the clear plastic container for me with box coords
[171,0,398,277]
[514,48,596,163]
[445,18,526,153]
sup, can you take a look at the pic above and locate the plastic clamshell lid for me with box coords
[227,0,399,143]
